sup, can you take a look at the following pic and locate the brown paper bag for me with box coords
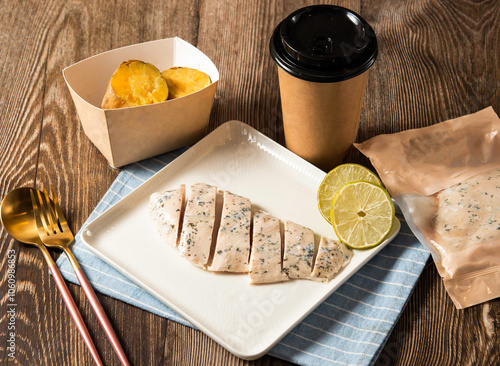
[355,107,500,309]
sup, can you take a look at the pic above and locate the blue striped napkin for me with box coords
[56,148,430,366]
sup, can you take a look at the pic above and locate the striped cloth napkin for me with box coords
[56,148,430,366]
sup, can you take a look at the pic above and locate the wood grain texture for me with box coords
[0,1,60,365]
[0,0,499,365]
[365,0,500,364]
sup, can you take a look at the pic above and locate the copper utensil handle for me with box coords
[32,187,129,365]
[73,263,130,366]
[49,263,103,366]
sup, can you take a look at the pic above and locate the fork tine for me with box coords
[43,188,59,231]
[38,189,57,234]
[30,189,49,236]
[36,189,52,234]
[34,189,51,235]
[50,185,69,231]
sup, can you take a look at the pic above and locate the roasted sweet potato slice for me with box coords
[161,67,211,99]
[101,60,169,109]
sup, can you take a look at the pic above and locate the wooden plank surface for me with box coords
[0,0,499,365]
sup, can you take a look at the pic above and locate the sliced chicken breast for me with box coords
[248,211,289,284]
[209,191,252,272]
[283,220,315,279]
[178,183,217,268]
[151,183,354,283]
[310,237,352,282]
[149,185,185,247]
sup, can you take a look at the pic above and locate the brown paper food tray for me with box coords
[63,37,219,167]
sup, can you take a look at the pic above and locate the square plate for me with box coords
[81,121,400,360]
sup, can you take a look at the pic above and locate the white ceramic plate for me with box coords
[81,121,400,360]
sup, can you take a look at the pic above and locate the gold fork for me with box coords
[31,187,130,366]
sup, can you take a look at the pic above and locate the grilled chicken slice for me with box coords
[283,220,315,279]
[149,185,185,247]
[209,191,252,272]
[178,183,217,268]
[310,237,352,282]
[248,211,289,284]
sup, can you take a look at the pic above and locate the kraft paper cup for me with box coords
[64,37,219,168]
[270,5,378,171]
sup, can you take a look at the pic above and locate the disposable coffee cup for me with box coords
[270,5,378,171]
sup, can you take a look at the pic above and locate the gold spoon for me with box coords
[0,187,103,366]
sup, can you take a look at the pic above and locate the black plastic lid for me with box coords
[270,5,378,82]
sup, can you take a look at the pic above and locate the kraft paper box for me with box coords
[63,37,219,167]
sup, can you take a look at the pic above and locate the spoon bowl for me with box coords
[1,187,54,263]
[1,187,38,242]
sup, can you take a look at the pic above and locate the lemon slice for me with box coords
[317,164,381,223]
[331,181,394,249]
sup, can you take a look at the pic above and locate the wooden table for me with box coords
[1,0,499,364]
